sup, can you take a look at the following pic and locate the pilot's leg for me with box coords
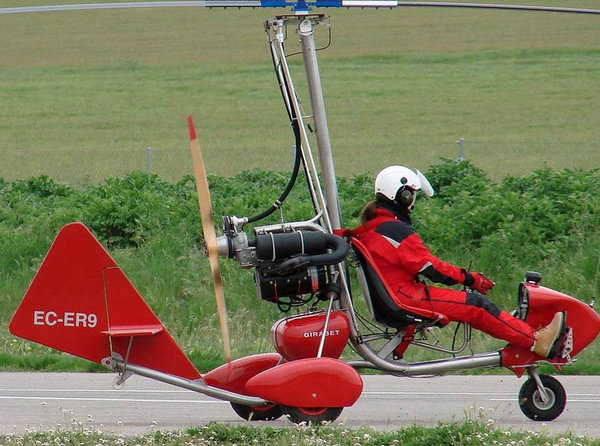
[421,288,535,349]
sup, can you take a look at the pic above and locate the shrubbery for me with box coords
[3,160,600,370]
[3,159,600,296]
[417,161,600,296]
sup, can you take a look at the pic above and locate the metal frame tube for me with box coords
[298,17,343,230]
[265,17,360,331]
[267,18,332,232]
[317,294,335,357]
[113,359,268,407]
[347,322,501,374]
[348,351,501,376]
[293,16,360,327]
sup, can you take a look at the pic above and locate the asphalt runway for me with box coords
[1,372,599,437]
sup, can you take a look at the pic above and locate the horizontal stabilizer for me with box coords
[9,222,201,380]
[101,324,164,337]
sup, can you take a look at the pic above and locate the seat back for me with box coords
[350,238,448,328]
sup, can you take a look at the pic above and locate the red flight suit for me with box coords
[351,206,535,349]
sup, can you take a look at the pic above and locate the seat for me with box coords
[350,238,449,329]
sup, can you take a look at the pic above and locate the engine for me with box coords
[215,216,349,310]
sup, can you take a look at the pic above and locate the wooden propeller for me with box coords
[188,115,232,363]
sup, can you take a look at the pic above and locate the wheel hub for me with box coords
[533,388,556,410]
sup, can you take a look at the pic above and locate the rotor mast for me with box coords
[296,16,342,230]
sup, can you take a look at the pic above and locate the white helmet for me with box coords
[375,165,434,209]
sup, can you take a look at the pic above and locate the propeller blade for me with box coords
[188,115,232,363]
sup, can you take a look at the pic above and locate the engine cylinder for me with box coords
[255,265,327,301]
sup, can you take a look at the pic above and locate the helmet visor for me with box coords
[416,169,434,197]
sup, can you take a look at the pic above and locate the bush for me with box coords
[3,161,600,279]
[81,171,199,247]
[3,160,600,357]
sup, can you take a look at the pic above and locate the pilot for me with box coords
[350,165,565,358]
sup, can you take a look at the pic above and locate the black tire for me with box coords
[518,375,566,421]
[230,402,283,421]
[282,406,343,425]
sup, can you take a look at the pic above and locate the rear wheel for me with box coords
[282,406,343,425]
[518,375,566,421]
[230,402,283,421]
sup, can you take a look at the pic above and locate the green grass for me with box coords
[3,165,600,374]
[3,418,600,445]
[1,2,599,184]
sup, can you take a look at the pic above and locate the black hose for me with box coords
[245,40,303,224]
[246,121,302,224]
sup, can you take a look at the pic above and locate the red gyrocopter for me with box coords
[6,0,600,424]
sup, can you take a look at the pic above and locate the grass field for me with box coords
[6,418,600,446]
[4,418,600,446]
[1,1,599,184]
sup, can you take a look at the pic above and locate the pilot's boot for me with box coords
[531,311,566,358]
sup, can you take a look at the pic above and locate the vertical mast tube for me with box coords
[297,17,343,230]
[296,16,358,324]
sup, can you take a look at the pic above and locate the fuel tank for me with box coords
[271,309,350,361]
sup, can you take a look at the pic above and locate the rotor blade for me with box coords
[394,2,600,15]
[0,1,266,15]
[2,1,599,15]
[0,2,203,14]
[188,115,232,363]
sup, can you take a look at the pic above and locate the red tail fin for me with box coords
[9,223,201,380]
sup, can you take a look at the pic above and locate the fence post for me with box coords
[146,147,152,173]
[456,138,465,161]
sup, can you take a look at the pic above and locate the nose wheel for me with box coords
[518,373,566,421]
